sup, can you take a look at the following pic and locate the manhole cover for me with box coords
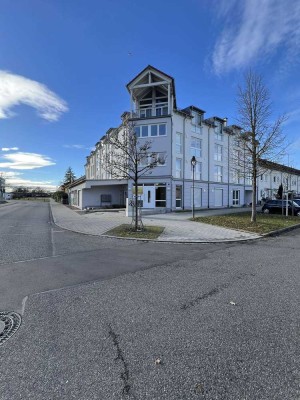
[0,311,22,346]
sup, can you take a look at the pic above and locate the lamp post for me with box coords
[191,156,196,219]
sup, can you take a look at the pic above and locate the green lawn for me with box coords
[15,197,50,202]
[193,212,300,234]
[104,224,164,239]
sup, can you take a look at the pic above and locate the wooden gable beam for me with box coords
[132,81,170,89]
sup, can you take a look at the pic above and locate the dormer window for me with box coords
[214,121,223,140]
[191,111,202,133]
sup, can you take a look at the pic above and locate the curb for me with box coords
[50,219,262,244]
[262,222,300,237]
[49,202,300,244]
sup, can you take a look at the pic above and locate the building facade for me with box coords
[257,160,300,201]
[0,176,5,202]
[68,66,299,211]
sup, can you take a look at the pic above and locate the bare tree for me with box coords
[234,70,287,222]
[103,120,164,231]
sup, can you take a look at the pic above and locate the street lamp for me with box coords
[191,156,196,219]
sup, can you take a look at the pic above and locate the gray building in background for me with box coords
[0,176,5,201]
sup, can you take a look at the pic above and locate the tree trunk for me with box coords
[134,174,138,231]
[251,148,257,223]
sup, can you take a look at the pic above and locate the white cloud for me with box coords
[0,152,55,170]
[0,71,68,121]
[63,144,85,149]
[0,171,57,191]
[212,0,300,74]
[1,147,19,151]
[63,144,94,150]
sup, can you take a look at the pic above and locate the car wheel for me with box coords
[296,211,300,217]
[263,208,270,214]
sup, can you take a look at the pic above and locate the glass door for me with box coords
[176,185,182,208]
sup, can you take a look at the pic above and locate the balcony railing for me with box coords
[133,106,169,118]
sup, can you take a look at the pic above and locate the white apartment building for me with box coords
[68,65,299,211]
[257,160,300,201]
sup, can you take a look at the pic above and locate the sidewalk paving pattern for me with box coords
[50,201,260,242]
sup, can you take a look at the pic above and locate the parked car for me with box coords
[293,198,300,206]
[262,200,300,216]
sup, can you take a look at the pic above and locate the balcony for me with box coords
[133,105,169,119]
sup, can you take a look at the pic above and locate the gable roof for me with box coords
[259,159,300,176]
[126,65,177,109]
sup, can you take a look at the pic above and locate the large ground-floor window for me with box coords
[155,185,166,207]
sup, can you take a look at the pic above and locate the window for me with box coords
[176,132,182,154]
[176,158,182,178]
[155,90,168,116]
[151,152,166,166]
[140,108,152,118]
[233,190,240,206]
[155,186,166,207]
[190,137,202,157]
[135,124,167,138]
[214,144,223,162]
[273,176,276,183]
[151,125,158,137]
[232,169,242,184]
[159,124,166,136]
[214,165,223,182]
[142,126,148,137]
[176,185,182,208]
[155,98,168,116]
[139,95,152,118]
[214,121,223,140]
[191,162,202,180]
[139,152,166,167]
[191,111,202,134]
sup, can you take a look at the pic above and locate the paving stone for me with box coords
[50,200,260,243]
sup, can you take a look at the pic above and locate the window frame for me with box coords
[190,137,202,158]
[135,123,167,138]
[176,158,182,178]
[214,165,223,182]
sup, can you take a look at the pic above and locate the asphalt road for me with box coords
[0,201,225,312]
[0,201,300,399]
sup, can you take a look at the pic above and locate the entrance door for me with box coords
[191,187,202,208]
[215,188,223,207]
[176,185,182,208]
[232,190,240,206]
[143,186,155,208]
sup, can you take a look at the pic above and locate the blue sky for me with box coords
[1,0,300,191]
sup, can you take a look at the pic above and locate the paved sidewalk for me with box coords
[50,201,260,243]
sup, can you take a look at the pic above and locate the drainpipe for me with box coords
[182,115,186,210]
[244,141,246,204]
[207,126,210,208]
[170,115,173,211]
[227,134,230,207]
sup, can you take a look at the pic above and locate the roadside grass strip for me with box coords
[104,224,164,239]
[193,212,300,234]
